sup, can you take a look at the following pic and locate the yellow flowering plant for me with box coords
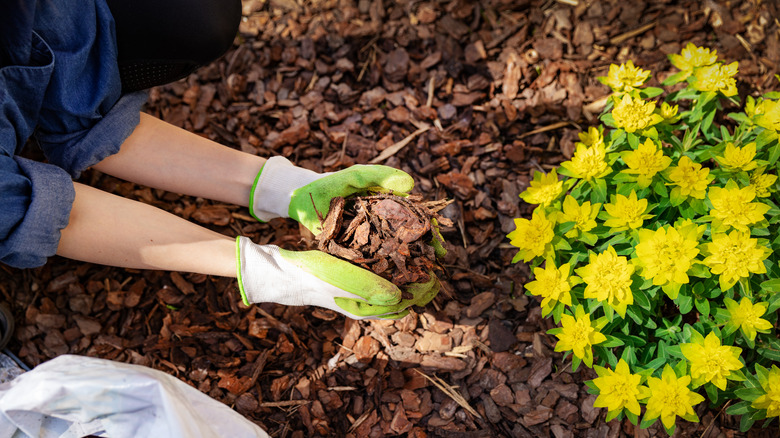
[507,45,780,434]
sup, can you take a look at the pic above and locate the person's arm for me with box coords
[56,182,236,277]
[92,112,266,206]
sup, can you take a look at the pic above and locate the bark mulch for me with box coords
[2,0,780,436]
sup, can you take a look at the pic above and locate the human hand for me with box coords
[249,157,414,234]
[236,236,434,319]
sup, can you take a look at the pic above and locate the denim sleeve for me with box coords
[35,91,148,178]
[32,0,148,178]
[0,157,74,268]
[0,8,73,269]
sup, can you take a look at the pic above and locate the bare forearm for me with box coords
[57,182,236,277]
[93,112,266,206]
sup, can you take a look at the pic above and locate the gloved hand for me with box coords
[249,156,414,234]
[236,237,439,319]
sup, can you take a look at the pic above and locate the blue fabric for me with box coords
[0,0,147,268]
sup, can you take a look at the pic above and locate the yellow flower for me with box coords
[644,365,706,431]
[716,142,757,172]
[708,181,770,231]
[659,102,680,121]
[593,359,646,418]
[553,305,606,367]
[526,262,575,317]
[724,297,773,341]
[633,224,700,295]
[600,60,652,93]
[611,94,664,133]
[602,190,652,231]
[750,98,780,132]
[621,138,672,187]
[578,126,605,148]
[560,142,610,181]
[507,209,555,263]
[690,62,738,96]
[669,43,718,78]
[702,230,771,290]
[558,195,600,238]
[680,332,743,390]
[750,169,778,198]
[667,155,712,200]
[576,246,634,318]
[753,365,780,417]
[520,169,563,206]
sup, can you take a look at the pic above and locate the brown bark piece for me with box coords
[313,193,446,288]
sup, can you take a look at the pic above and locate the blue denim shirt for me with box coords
[0,0,147,268]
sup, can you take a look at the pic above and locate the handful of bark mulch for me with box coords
[314,193,452,289]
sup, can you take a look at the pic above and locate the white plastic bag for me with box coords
[0,354,269,438]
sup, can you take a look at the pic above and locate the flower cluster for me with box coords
[508,44,780,434]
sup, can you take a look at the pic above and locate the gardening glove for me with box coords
[237,236,434,319]
[342,273,442,320]
[249,156,414,234]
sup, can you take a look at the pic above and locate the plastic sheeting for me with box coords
[0,354,269,438]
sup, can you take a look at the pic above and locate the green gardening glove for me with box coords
[237,236,415,319]
[249,156,414,234]
[334,273,441,320]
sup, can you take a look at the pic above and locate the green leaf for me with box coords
[726,400,754,416]
[652,180,668,197]
[706,383,719,404]
[625,306,644,325]
[640,87,664,98]
[552,300,565,325]
[571,355,581,372]
[580,232,599,246]
[758,347,780,362]
[674,359,688,378]
[734,387,765,401]
[594,345,618,368]
[669,187,685,206]
[767,290,780,314]
[661,72,687,86]
[591,178,608,204]
[677,293,694,314]
[633,287,651,310]
[639,413,658,430]
[729,369,748,382]
[727,112,752,125]
[665,345,685,359]
[701,107,718,140]
[553,236,572,251]
[602,335,625,348]
[694,297,711,318]
[620,345,637,367]
[756,129,779,151]
[627,132,640,149]
[739,414,756,433]
[644,357,667,370]
[768,141,780,166]
[601,112,616,128]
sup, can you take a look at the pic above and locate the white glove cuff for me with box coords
[250,156,323,221]
[237,237,301,306]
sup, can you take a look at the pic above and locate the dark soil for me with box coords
[2,0,779,437]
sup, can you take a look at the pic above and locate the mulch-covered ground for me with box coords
[3,0,780,436]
